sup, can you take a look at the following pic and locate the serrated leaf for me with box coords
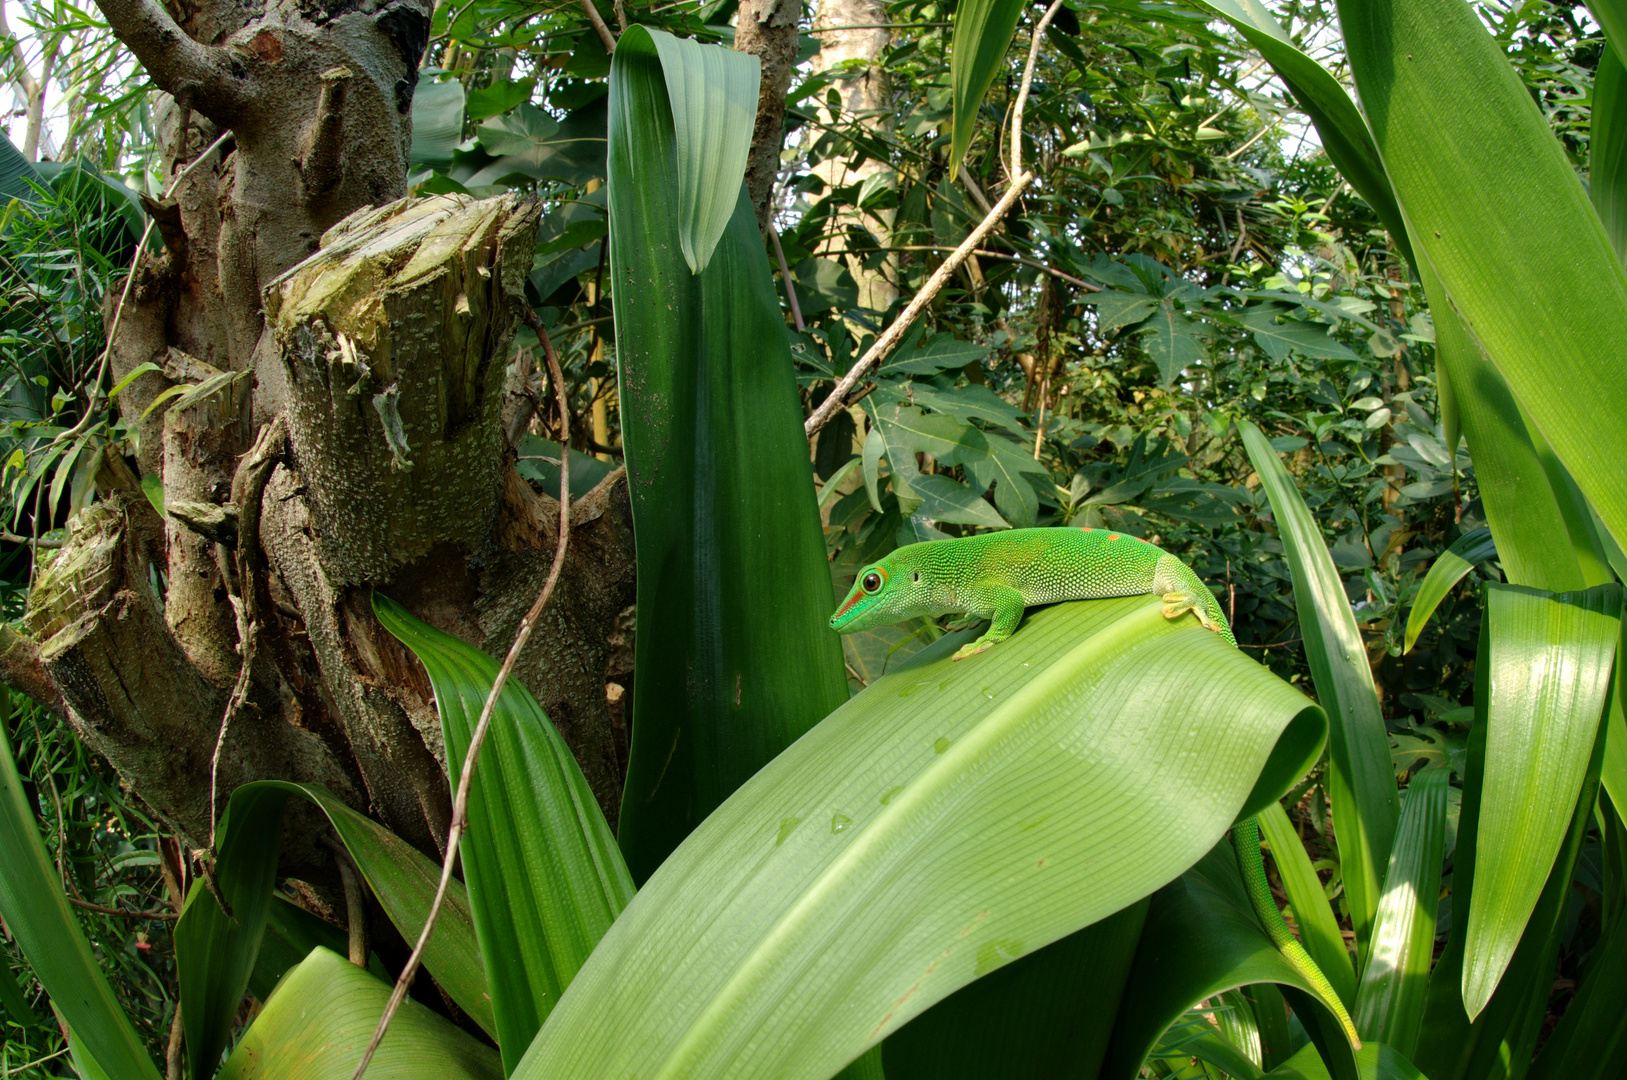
[880,406,989,466]
[881,333,991,376]
[1141,299,1208,387]
[909,473,1010,528]
[1242,307,1361,365]
[1086,290,1161,333]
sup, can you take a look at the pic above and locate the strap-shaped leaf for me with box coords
[515,597,1325,1080]
[1339,0,1627,561]
[607,29,850,882]
[216,948,500,1080]
[1403,527,1494,653]
[622,27,759,274]
[1353,768,1448,1057]
[1594,45,1627,264]
[0,713,162,1080]
[948,0,1023,179]
[1258,802,1356,1010]
[1464,582,1622,1016]
[1241,420,1399,959]
[373,594,633,1072]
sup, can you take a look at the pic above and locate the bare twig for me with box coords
[65,897,178,920]
[805,1,1060,438]
[0,530,62,549]
[804,174,1033,438]
[889,246,1098,292]
[325,837,370,967]
[580,0,618,52]
[351,309,573,1080]
[1010,0,1066,180]
[768,225,805,332]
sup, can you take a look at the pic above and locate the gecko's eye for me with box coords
[861,571,883,593]
[911,571,921,584]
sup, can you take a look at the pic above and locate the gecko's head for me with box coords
[830,551,930,634]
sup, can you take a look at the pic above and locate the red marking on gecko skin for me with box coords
[1078,526,1093,532]
[834,591,866,618]
[1107,533,1122,541]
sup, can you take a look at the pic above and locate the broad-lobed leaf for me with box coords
[515,596,1325,1080]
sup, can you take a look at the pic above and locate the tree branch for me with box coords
[90,0,247,118]
[579,0,617,53]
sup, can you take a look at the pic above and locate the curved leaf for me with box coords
[516,596,1324,1080]
[0,712,161,1080]
[217,948,500,1080]
[1101,843,1358,1080]
[1338,0,1627,560]
[1258,802,1356,1009]
[631,27,759,274]
[1353,768,1448,1058]
[1266,1041,1425,1079]
[1241,420,1399,958]
[374,594,633,1071]
[608,28,850,882]
[1403,527,1494,654]
[948,0,1024,179]
[1463,582,1622,1017]
[881,900,1151,1080]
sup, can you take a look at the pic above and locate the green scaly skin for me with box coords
[831,526,1361,1048]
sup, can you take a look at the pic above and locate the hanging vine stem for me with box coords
[351,309,573,1080]
[805,0,1061,438]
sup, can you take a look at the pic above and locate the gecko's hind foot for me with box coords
[1162,593,1222,633]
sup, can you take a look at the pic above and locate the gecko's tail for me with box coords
[1234,816,1362,1049]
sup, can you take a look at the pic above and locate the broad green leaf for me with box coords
[250,895,357,1001]
[1410,256,1588,593]
[1413,630,1609,1079]
[1140,299,1206,388]
[1403,527,1494,653]
[910,474,1010,529]
[1525,904,1627,1078]
[1258,802,1356,1009]
[608,33,851,882]
[879,406,989,466]
[410,79,467,170]
[905,383,1027,437]
[470,96,608,188]
[1463,582,1621,1017]
[1353,768,1448,1058]
[175,786,285,1079]
[516,597,1326,1080]
[0,713,161,1080]
[1240,307,1360,365]
[881,333,991,376]
[192,778,494,1037]
[217,948,501,1080]
[1241,420,1399,959]
[1339,0,1627,562]
[1086,290,1160,334]
[1179,0,1412,265]
[948,0,1023,178]
[632,27,759,274]
[882,900,1150,1080]
[1592,44,1627,264]
[1102,843,1358,1080]
[375,594,632,1070]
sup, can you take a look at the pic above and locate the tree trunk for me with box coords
[1,0,637,876]
[735,0,801,231]
[809,0,897,311]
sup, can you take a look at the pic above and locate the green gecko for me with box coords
[830,526,1361,1049]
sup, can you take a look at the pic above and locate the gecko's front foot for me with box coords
[1162,592,1223,633]
[951,641,993,661]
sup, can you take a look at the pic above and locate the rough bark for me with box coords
[4,0,640,871]
[734,0,801,231]
[809,0,897,310]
